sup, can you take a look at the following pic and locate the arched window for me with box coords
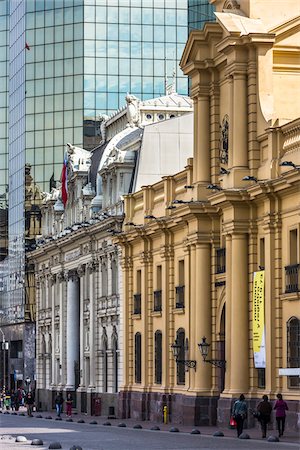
[176,328,185,385]
[102,330,108,392]
[111,327,118,393]
[287,317,300,388]
[111,258,118,295]
[135,332,142,383]
[155,330,162,384]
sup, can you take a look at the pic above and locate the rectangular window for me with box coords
[175,260,185,308]
[290,229,298,264]
[259,238,265,270]
[257,368,265,389]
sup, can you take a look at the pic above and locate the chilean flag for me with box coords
[61,153,68,207]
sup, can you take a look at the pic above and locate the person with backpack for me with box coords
[24,392,34,417]
[257,394,272,438]
[232,394,248,437]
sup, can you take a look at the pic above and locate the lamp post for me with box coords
[198,336,226,369]
[171,339,196,370]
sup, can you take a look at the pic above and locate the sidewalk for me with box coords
[5,406,298,445]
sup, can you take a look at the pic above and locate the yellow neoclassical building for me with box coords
[117,0,300,428]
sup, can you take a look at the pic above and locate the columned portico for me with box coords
[66,270,80,390]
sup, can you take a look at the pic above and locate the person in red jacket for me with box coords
[274,393,288,437]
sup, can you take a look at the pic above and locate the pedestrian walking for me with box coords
[4,390,11,410]
[274,393,288,437]
[66,393,73,417]
[55,391,64,417]
[232,394,248,437]
[24,392,34,417]
[257,394,272,438]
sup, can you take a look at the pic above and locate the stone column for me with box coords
[229,233,249,394]
[88,262,97,387]
[66,270,80,389]
[78,265,85,389]
[194,92,210,184]
[223,235,232,393]
[57,271,65,387]
[50,274,56,387]
[194,242,212,392]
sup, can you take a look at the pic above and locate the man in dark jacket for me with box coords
[257,395,272,438]
[54,392,64,417]
[25,392,34,417]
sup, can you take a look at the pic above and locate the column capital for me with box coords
[65,269,78,282]
[77,264,86,276]
[56,271,65,283]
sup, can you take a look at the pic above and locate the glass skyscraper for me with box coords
[0,0,214,387]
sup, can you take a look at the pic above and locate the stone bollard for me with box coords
[48,443,62,449]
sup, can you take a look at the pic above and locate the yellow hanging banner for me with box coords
[252,270,266,368]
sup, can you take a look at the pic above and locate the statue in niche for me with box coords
[220,115,229,165]
[125,93,139,127]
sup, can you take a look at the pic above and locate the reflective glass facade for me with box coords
[188,0,215,31]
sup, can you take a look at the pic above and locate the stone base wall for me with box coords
[119,391,300,430]
[118,391,218,426]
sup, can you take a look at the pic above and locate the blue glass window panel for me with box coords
[119,7,129,23]
[26,98,34,114]
[64,7,73,24]
[45,62,54,78]
[55,8,63,26]
[64,128,74,144]
[154,25,164,41]
[142,42,153,59]
[26,132,35,148]
[131,7,141,24]
[64,24,73,41]
[142,59,153,76]
[45,147,54,164]
[35,28,44,45]
[64,76,73,93]
[74,6,83,23]
[44,112,53,129]
[54,127,63,145]
[45,44,54,60]
[107,6,118,23]
[35,130,44,146]
[74,75,83,92]
[108,23,118,40]
[154,77,164,93]
[131,77,141,92]
[96,23,107,40]
[55,43,63,59]
[35,45,44,60]
[64,41,74,58]
[108,76,118,92]
[154,8,164,25]
[119,58,130,75]
[45,9,54,26]
[119,76,130,92]
[74,92,83,109]
[74,128,82,146]
[64,59,73,76]
[108,58,118,74]
[55,26,64,43]
[119,41,130,57]
[84,5,95,21]
[26,64,34,80]
[131,25,141,41]
[119,24,130,40]
[84,74,95,91]
[177,9,187,26]
[44,27,54,44]
[131,41,141,58]
[26,115,35,131]
[166,43,176,59]
[154,42,164,59]
[177,44,185,59]
[35,97,44,113]
[177,26,187,43]
[36,10,45,28]
[96,41,106,57]
[35,62,45,79]
[96,6,106,23]
[85,23,95,39]
[74,58,83,75]
[84,40,95,57]
[96,58,106,74]
[96,92,107,109]
[142,25,153,42]
[142,77,153,92]
[119,93,127,106]
[96,75,107,92]
[165,9,176,25]
[85,57,95,74]
[74,110,82,127]
[107,92,118,110]
[166,26,176,42]
[26,13,35,29]
[131,59,141,76]
[142,8,153,24]
[108,41,118,57]
[74,39,83,57]
[64,111,73,127]
[84,92,95,109]
[154,61,164,76]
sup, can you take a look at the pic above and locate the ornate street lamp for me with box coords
[198,336,226,369]
[171,339,196,370]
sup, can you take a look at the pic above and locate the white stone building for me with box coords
[29,92,193,415]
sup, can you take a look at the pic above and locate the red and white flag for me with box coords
[61,153,68,207]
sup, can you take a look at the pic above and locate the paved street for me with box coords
[0,412,299,450]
